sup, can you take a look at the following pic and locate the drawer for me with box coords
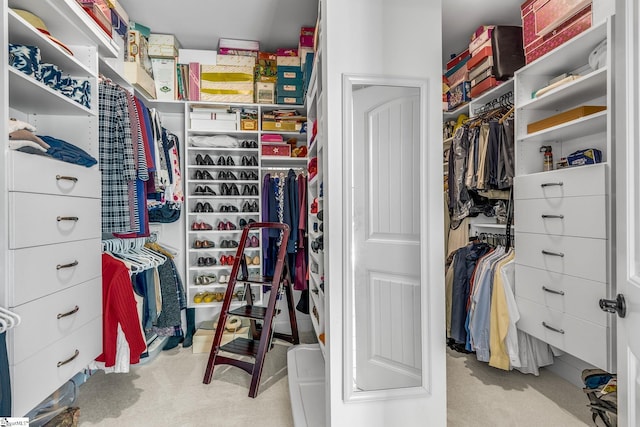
[516,297,608,370]
[8,150,100,198]
[514,163,607,200]
[514,264,608,326]
[515,195,607,238]
[11,277,101,364]
[515,232,607,283]
[10,238,101,306]
[10,316,102,417]
[9,192,100,249]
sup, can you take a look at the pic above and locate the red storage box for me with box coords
[262,143,291,157]
[470,76,500,98]
[468,47,493,71]
[446,49,469,71]
[525,4,592,64]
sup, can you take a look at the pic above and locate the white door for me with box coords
[615,0,640,425]
[353,85,422,391]
[340,74,446,427]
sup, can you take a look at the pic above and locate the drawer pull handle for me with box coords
[57,349,80,367]
[542,321,565,334]
[542,250,564,257]
[57,305,79,319]
[541,214,564,219]
[542,286,565,296]
[56,175,78,183]
[57,216,79,222]
[541,182,564,187]
[56,260,79,270]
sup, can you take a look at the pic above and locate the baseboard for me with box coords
[545,352,596,388]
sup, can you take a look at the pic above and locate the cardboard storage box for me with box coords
[447,81,471,110]
[148,33,180,58]
[216,54,256,67]
[256,82,275,104]
[262,143,292,157]
[124,61,156,98]
[151,57,176,100]
[241,118,258,130]
[527,105,605,133]
[262,120,302,132]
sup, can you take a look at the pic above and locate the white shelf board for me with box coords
[518,68,607,112]
[261,156,308,167]
[9,67,94,116]
[8,0,119,58]
[443,103,469,121]
[469,78,514,115]
[518,110,607,144]
[9,10,94,77]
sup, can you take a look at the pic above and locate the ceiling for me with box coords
[118,0,523,66]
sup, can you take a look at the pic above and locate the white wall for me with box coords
[324,0,445,425]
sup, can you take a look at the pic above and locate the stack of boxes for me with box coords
[148,33,180,100]
[199,38,258,103]
[467,25,499,99]
[189,106,240,132]
[255,52,277,104]
[76,0,113,37]
[444,49,470,111]
[521,0,592,64]
[276,49,304,105]
[124,21,156,98]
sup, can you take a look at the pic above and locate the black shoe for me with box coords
[194,202,204,213]
[229,183,240,195]
[204,154,214,165]
[194,186,204,195]
[242,185,250,196]
[228,205,239,212]
[202,170,214,180]
[217,156,226,166]
[226,156,235,166]
[239,218,247,227]
[242,201,250,212]
[241,156,248,166]
[227,171,237,180]
[203,185,216,195]
[218,171,227,180]
[240,171,248,180]
[195,154,204,165]
[251,201,259,212]
[249,156,258,166]
[250,185,259,196]
[195,170,203,180]
[203,202,214,212]
[221,183,229,195]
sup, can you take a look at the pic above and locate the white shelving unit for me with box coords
[3,0,118,416]
[513,18,614,371]
[183,102,308,309]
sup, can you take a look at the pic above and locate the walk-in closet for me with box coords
[2,0,640,426]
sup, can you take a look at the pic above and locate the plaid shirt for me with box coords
[99,80,136,232]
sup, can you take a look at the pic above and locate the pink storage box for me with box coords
[469,26,495,54]
[261,133,284,143]
[524,4,592,64]
[521,0,592,50]
[277,48,298,57]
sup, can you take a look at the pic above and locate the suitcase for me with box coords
[490,26,525,80]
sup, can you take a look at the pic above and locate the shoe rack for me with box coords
[185,102,263,308]
[305,46,326,354]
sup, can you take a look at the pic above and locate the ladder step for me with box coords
[236,278,275,286]
[228,305,267,320]
[219,337,261,358]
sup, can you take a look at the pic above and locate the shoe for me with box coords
[205,257,217,266]
[194,202,204,213]
[218,171,227,180]
[195,154,205,165]
[220,255,228,265]
[194,240,203,249]
[203,186,216,195]
[240,171,248,180]
[219,275,228,284]
[217,156,226,166]
[251,201,259,212]
[194,186,205,195]
[226,156,235,166]
[202,170,214,180]
[225,221,236,230]
[229,240,239,248]
[252,255,260,265]
[193,293,205,303]
[204,154,214,165]
[220,240,229,248]
[241,156,248,166]
[220,183,229,195]
[317,210,323,221]
[203,292,215,303]
[228,205,239,212]
[242,201,250,212]
[217,221,227,231]
[227,171,238,180]
[250,140,258,148]
[201,239,215,248]
[203,202,214,212]
[229,183,240,195]
[242,185,250,196]
[250,185,259,196]
[250,235,260,248]
[239,218,247,228]
[249,156,258,166]
[195,170,203,180]
[197,257,206,266]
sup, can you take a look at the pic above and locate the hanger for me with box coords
[0,306,21,331]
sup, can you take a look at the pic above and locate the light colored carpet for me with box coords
[446,348,592,427]
[76,344,594,426]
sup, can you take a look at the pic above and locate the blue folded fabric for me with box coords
[39,135,97,168]
[39,63,62,89]
[8,43,41,79]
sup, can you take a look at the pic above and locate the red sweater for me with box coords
[96,253,147,367]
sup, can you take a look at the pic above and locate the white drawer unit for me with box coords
[514,163,607,200]
[515,232,608,283]
[9,192,101,248]
[516,297,608,369]
[515,264,608,326]
[10,238,101,306]
[8,151,100,199]
[11,278,102,365]
[10,316,102,417]
[514,195,607,239]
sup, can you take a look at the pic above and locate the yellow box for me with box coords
[200,65,254,82]
[262,120,302,132]
[241,119,258,130]
[527,105,606,134]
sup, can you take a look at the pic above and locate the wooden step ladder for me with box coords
[203,222,300,397]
